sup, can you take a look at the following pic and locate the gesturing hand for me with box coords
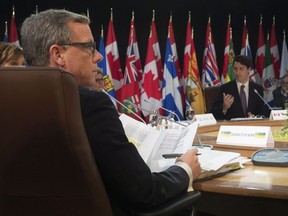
[223,93,234,111]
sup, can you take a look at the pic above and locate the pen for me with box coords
[162,153,201,159]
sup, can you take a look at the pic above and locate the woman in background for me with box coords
[0,42,26,66]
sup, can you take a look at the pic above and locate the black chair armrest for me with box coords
[135,191,201,216]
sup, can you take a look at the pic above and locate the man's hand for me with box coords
[223,93,234,112]
[177,149,201,180]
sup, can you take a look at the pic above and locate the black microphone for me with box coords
[143,99,181,121]
[100,89,146,124]
[254,89,273,110]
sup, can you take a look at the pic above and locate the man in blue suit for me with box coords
[212,55,265,120]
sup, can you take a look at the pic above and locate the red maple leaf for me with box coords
[142,70,161,100]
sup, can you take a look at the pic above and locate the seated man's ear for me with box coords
[49,44,66,67]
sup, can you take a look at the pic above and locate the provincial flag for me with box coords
[262,34,277,107]
[106,9,123,100]
[255,15,265,80]
[151,10,163,88]
[140,27,162,122]
[9,6,20,46]
[280,30,288,78]
[126,12,143,87]
[169,14,185,107]
[162,30,184,120]
[270,16,280,80]
[240,16,261,84]
[222,15,235,83]
[98,26,117,107]
[203,17,217,66]
[3,21,8,42]
[202,17,220,88]
[120,25,142,120]
[240,16,248,56]
[182,13,205,114]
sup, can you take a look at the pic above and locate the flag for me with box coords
[262,34,277,107]
[255,16,265,80]
[182,13,205,114]
[3,21,8,42]
[162,31,184,120]
[203,17,217,65]
[225,31,235,83]
[120,22,142,120]
[98,27,117,107]
[182,12,193,92]
[8,6,20,46]
[202,17,220,88]
[140,27,162,122]
[280,30,288,78]
[240,16,248,56]
[222,15,235,83]
[270,16,280,80]
[240,16,261,83]
[168,15,181,81]
[169,14,185,108]
[106,9,123,100]
[126,12,143,87]
[151,10,163,88]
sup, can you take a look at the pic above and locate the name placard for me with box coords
[216,125,274,147]
[269,110,288,120]
[193,113,217,126]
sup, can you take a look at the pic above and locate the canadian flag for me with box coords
[140,25,162,122]
[255,16,265,80]
[9,6,20,46]
[105,10,123,100]
[270,16,280,80]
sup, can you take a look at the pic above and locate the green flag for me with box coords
[225,40,235,83]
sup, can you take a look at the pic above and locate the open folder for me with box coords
[119,114,248,180]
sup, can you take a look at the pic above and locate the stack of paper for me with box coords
[119,113,249,180]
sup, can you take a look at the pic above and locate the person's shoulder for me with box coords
[79,87,110,102]
[79,86,104,96]
[221,80,236,88]
[249,81,263,90]
[272,87,281,93]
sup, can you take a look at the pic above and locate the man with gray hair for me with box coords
[21,9,201,215]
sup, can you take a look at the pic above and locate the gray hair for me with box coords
[20,9,90,66]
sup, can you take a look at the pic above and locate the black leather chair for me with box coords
[0,67,200,216]
[204,85,220,113]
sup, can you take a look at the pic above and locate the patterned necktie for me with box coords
[240,85,247,115]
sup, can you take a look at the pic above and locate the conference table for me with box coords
[192,119,288,216]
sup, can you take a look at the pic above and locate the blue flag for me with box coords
[3,33,8,42]
[162,37,184,120]
[98,34,117,106]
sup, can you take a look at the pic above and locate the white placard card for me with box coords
[269,110,288,120]
[216,125,274,147]
[193,113,217,126]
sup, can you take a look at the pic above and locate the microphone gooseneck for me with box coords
[143,99,181,121]
[100,89,146,124]
[253,89,273,110]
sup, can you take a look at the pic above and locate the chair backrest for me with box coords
[204,85,220,113]
[0,67,113,216]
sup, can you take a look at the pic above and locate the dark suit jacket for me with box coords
[79,87,189,215]
[273,87,288,109]
[212,80,265,120]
